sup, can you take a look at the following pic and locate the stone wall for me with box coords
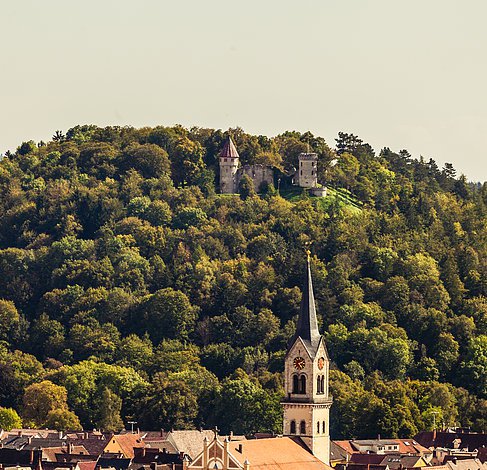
[236,164,274,192]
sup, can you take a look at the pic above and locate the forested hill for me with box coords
[0,125,486,437]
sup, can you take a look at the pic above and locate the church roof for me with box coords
[231,437,329,469]
[220,136,240,158]
[289,254,321,354]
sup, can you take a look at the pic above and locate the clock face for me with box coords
[318,357,325,370]
[293,356,306,370]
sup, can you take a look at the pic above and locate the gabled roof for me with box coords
[446,458,487,470]
[231,437,330,469]
[333,440,359,455]
[68,438,108,457]
[220,136,240,159]
[414,431,487,452]
[167,430,215,460]
[97,457,131,470]
[395,439,432,455]
[380,454,427,469]
[42,446,89,462]
[351,454,386,465]
[104,434,145,459]
[288,255,322,355]
[76,462,98,470]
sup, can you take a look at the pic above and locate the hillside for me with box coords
[0,125,486,437]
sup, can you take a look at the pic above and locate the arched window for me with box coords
[321,376,325,394]
[300,420,306,435]
[317,421,320,434]
[299,375,306,394]
[316,376,321,394]
[290,420,296,434]
[293,375,299,394]
[322,421,326,434]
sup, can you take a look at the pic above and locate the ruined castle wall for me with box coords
[236,164,274,192]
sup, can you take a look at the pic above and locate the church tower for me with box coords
[219,136,240,193]
[282,252,332,465]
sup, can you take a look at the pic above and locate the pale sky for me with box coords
[1,0,486,181]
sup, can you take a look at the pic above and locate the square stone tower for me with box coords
[297,153,318,188]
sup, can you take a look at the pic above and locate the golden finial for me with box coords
[303,241,312,262]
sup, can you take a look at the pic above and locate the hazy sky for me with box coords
[1,1,486,181]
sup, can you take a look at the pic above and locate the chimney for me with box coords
[179,451,184,459]
[59,431,63,439]
[229,431,233,441]
[160,429,164,437]
[28,437,32,445]
[68,442,73,454]
[18,431,22,437]
[30,449,35,463]
[141,447,146,458]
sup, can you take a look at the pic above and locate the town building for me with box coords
[332,439,433,463]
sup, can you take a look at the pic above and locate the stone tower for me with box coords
[297,153,318,188]
[282,252,332,465]
[219,136,240,194]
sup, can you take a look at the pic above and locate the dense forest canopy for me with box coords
[0,124,486,437]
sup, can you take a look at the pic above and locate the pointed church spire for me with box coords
[290,250,321,350]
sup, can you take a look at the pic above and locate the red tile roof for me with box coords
[220,137,239,159]
[231,437,330,470]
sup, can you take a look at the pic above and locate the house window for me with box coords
[311,170,314,175]
[300,421,306,435]
[224,158,227,162]
[300,170,302,176]
[290,420,296,434]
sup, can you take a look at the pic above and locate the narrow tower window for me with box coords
[290,420,296,434]
[299,375,306,394]
[321,376,325,394]
[300,420,306,434]
[293,375,299,394]
[317,421,320,434]
[322,421,326,433]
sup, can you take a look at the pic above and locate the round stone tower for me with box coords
[219,136,240,194]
